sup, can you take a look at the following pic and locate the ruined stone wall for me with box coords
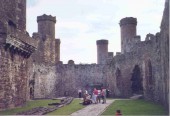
[159,0,169,109]
[0,0,26,31]
[31,0,168,110]
[112,37,161,99]
[112,29,168,108]
[31,64,57,99]
[32,63,121,98]
[0,48,28,109]
[0,0,36,110]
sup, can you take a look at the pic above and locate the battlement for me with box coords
[120,17,137,26]
[37,14,56,23]
[96,39,108,45]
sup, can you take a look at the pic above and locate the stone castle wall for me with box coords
[0,0,36,110]
[159,0,169,108]
[31,20,169,109]
[0,49,28,109]
[32,1,169,110]
[0,0,168,111]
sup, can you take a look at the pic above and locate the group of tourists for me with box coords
[78,87,107,105]
[78,88,122,115]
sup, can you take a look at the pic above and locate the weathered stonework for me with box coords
[31,14,60,65]
[97,39,108,64]
[0,0,169,112]
[31,0,169,110]
[120,17,137,53]
[0,0,37,110]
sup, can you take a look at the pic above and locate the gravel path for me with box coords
[70,99,115,116]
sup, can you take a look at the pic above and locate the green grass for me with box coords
[47,99,85,115]
[102,99,169,115]
[0,99,60,115]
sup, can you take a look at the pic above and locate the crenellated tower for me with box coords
[119,17,137,53]
[33,14,60,64]
[37,14,56,39]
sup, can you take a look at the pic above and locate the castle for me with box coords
[0,0,169,111]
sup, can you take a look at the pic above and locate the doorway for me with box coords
[131,65,143,94]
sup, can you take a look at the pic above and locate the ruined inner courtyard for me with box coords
[0,0,169,114]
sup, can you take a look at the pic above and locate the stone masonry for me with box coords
[0,0,37,110]
[0,0,169,111]
[31,0,169,110]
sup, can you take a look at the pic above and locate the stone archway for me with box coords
[131,65,143,94]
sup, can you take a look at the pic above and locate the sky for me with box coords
[27,0,165,64]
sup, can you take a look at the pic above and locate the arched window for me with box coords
[131,65,143,94]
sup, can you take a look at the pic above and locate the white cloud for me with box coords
[27,0,165,64]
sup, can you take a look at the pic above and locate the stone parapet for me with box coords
[120,17,137,26]
[96,39,108,45]
[37,14,56,23]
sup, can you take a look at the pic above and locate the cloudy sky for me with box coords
[27,0,165,64]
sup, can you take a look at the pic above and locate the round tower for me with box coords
[119,17,137,53]
[96,39,108,64]
[55,38,60,63]
[37,14,56,39]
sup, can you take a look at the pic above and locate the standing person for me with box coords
[78,89,82,98]
[101,87,106,104]
[97,89,101,103]
[93,88,98,104]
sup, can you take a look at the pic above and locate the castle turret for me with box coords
[34,14,60,64]
[120,17,137,53]
[96,39,108,64]
[37,14,56,39]
[55,38,60,63]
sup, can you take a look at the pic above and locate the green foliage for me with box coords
[0,99,60,115]
[47,99,85,115]
[102,99,169,115]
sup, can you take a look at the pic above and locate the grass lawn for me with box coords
[47,99,85,115]
[102,99,169,115]
[0,99,60,115]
